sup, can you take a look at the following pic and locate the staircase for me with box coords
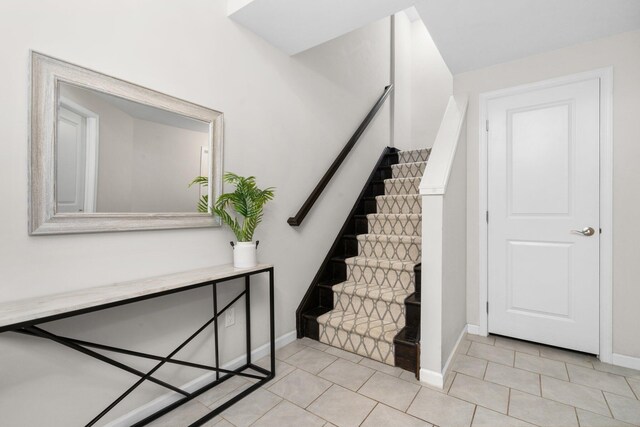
[297,147,428,374]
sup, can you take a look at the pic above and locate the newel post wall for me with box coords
[419,95,468,388]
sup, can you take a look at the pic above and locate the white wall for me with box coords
[392,13,452,151]
[441,121,467,365]
[0,0,392,424]
[392,13,413,147]
[131,118,206,213]
[455,29,640,359]
[411,20,452,148]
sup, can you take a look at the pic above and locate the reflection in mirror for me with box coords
[30,52,222,234]
[56,82,211,213]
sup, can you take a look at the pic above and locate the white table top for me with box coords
[0,263,272,330]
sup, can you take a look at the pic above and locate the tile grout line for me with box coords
[357,402,379,427]
[353,367,377,394]
[624,377,640,400]
[602,389,615,418]
[538,373,542,397]
[245,397,287,427]
[450,371,608,421]
[300,383,340,425]
[468,404,478,427]
[403,384,422,415]
[601,389,616,420]
[540,370,638,400]
[481,358,488,380]
[446,372,457,394]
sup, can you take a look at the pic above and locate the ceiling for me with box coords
[228,0,415,55]
[414,0,640,74]
[228,0,640,74]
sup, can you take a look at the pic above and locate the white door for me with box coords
[487,78,600,354]
[56,107,87,213]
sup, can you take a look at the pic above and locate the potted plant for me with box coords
[191,172,275,268]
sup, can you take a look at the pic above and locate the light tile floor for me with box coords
[150,334,640,427]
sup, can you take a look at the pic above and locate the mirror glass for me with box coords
[56,82,211,214]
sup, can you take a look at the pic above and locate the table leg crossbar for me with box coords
[12,268,276,427]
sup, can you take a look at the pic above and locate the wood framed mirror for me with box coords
[29,52,223,235]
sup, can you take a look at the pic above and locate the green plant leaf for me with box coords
[198,172,276,242]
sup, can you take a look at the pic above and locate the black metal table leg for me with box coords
[213,282,220,381]
[270,268,276,375]
[245,275,251,364]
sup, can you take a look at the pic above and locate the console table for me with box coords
[0,263,275,427]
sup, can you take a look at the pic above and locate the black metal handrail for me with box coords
[287,84,394,226]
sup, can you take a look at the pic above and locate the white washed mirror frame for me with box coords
[29,52,223,235]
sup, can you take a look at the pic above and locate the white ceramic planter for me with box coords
[233,241,257,268]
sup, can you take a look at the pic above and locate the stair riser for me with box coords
[384,178,421,195]
[334,292,406,325]
[376,196,422,214]
[358,239,421,262]
[392,162,426,179]
[367,216,422,236]
[319,324,395,365]
[346,264,415,290]
[398,149,430,164]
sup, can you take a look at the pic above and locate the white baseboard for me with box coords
[106,330,297,427]
[419,324,468,389]
[612,353,640,371]
[466,324,480,335]
[419,368,444,388]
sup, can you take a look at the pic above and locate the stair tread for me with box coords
[398,148,430,155]
[384,177,421,183]
[375,194,420,199]
[394,326,420,344]
[398,149,431,164]
[317,309,401,343]
[365,213,421,219]
[356,233,421,244]
[345,256,418,271]
[332,281,413,304]
[391,161,427,168]
[302,306,332,319]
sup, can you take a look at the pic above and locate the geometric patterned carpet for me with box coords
[317,149,430,365]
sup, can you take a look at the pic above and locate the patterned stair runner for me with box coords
[316,148,429,365]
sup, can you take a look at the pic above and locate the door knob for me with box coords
[571,227,595,236]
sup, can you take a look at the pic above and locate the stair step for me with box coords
[393,326,420,372]
[303,306,333,320]
[318,309,400,365]
[384,177,421,195]
[356,233,421,262]
[345,256,417,290]
[332,281,411,324]
[334,281,412,304]
[391,161,427,179]
[376,194,422,214]
[398,148,431,164]
[366,213,422,236]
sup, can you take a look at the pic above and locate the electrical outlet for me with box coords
[225,308,235,327]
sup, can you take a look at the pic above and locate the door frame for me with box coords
[58,97,100,213]
[477,68,613,362]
